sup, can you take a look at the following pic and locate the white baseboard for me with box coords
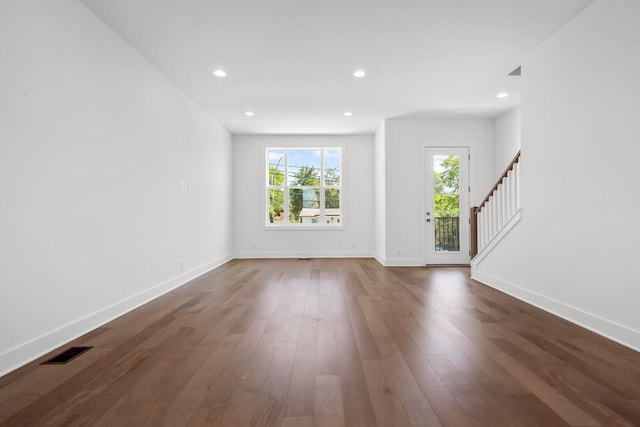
[379,257,424,267]
[216,251,418,266]
[471,270,640,352]
[0,254,233,377]
[233,250,375,259]
[373,253,386,266]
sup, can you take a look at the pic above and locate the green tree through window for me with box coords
[433,154,460,251]
[267,148,342,226]
[434,155,459,217]
[268,165,285,223]
[290,165,320,222]
[324,167,340,209]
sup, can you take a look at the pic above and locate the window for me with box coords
[266,148,342,226]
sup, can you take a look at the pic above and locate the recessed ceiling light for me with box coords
[353,70,366,78]
[497,92,509,98]
[213,69,227,77]
[344,111,353,116]
[245,111,255,116]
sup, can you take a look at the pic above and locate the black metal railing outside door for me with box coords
[434,216,459,251]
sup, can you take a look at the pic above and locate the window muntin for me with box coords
[267,148,342,226]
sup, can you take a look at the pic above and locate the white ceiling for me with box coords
[79,0,594,134]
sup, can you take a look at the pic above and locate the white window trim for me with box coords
[265,147,344,229]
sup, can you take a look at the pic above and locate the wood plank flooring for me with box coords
[1,258,639,426]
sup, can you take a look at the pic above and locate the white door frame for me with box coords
[423,146,470,265]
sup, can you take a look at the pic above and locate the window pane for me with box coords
[289,188,319,224]
[267,150,285,186]
[324,188,341,224]
[266,147,343,227]
[268,188,284,224]
[288,150,320,186]
[433,155,460,251]
[324,149,341,186]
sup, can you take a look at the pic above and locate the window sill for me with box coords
[263,225,346,231]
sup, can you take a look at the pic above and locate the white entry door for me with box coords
[425,147,470,265]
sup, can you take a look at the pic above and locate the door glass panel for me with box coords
[433,155,460,252]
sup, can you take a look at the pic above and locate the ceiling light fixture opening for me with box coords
[353,70,366,78]
[213,69,227,77]
[245,111,255,116]
[497,92,509,98]
[344,111,353,116]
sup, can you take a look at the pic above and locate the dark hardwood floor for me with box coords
[1,258,639,426]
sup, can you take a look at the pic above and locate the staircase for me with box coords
[471,151,521,260]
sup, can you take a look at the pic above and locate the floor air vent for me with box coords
[41,346,93,365]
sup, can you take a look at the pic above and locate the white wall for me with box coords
[383,118,496,266]
[495,107,521,176]
[0,0,233,375]
[374,122,387,262]
[473,0,640,350]
[232,134,375,258]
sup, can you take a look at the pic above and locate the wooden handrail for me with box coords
[476,150,521,214]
